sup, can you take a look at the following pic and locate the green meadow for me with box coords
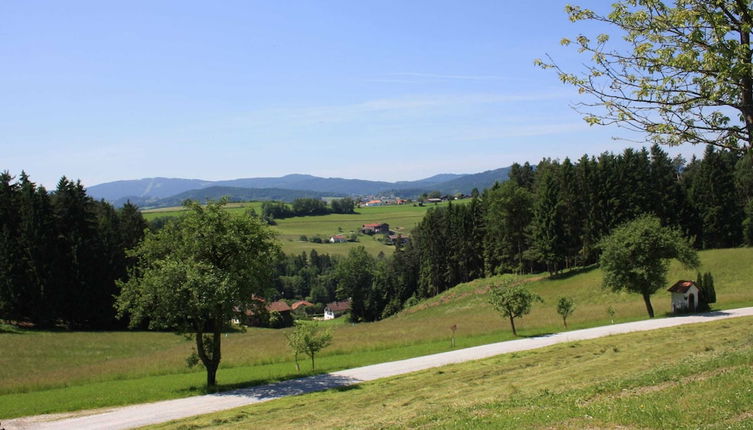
[142,202,455,256]
[1,247,751,419]
[152,316,753,430]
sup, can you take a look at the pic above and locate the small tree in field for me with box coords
[488,279,542,336]
[556,297,575,328]
[599,215,699,318]
[286,322,332,371]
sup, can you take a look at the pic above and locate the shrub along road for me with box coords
[6,307,753,430]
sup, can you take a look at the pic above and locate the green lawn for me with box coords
[1,247,751,419]
[142,201,454,256]
[150,316,753,429]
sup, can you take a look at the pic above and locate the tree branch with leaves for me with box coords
[537,1,753,153]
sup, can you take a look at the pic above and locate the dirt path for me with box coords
[6,307,753,430]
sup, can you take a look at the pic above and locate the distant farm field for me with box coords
[1,247,751,419]
[142,201,456,256]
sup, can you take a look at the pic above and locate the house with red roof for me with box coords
[329,234,348,243]
[291,300,314,311]
[361,223,389,235]
[668,280,701,312]
[324,300,351,320]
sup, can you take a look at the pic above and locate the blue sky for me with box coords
[1,0,703,188]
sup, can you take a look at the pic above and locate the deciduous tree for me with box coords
[286,322,332,371]
[599,215,699,318]
[116,199,278,387]
[556,297,575,328]
[488,278,542,336]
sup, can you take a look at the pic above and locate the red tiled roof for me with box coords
[267,301,291,312]
[668,280,696,294]
[291,300,314,310]
[325,300,351,312]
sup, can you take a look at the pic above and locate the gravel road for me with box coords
[6,307,753,430]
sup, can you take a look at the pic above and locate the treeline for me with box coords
[0,172,147,328]
[270,145,752,323]
[4,144,751,328]
[259,197,356,223]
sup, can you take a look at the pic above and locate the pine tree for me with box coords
[531,162,565,275]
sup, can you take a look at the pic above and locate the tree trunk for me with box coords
[194,331,211,387]
[310,352,316,370]
[194,319,223,388]
[642,292,655,318]
[509,315,517,336]
[738,8,753,153]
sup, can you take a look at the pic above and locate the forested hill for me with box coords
[87,169,512,207]
[116,186,331,208]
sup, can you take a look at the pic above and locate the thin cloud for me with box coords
[389,72,511,81]
[227,91,575,127]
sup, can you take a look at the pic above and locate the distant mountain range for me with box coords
[88,167,511,208]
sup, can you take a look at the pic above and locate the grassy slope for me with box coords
[151,316,753,430]
[1,248,751,418]
[142,202,452,257]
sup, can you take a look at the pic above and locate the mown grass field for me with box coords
[152,316,753,430]
[142,202,454,256]
[1,247,751,419]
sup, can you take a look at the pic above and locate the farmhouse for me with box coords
[668,280,701,312]
[361,223,389,234]
[236,297,295,327]
[329,234,348,243]
[324,300,351,320]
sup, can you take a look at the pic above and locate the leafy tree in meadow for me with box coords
[286,322,332,371]
[556,297,575,329]
[488,278,542,336]
[599,215,699,318]
[116,199,278,387]
[539,1,753,153]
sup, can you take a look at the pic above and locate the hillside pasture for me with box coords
[152,316,753,429]
[1,247,751,418]
[144,201,456,256]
